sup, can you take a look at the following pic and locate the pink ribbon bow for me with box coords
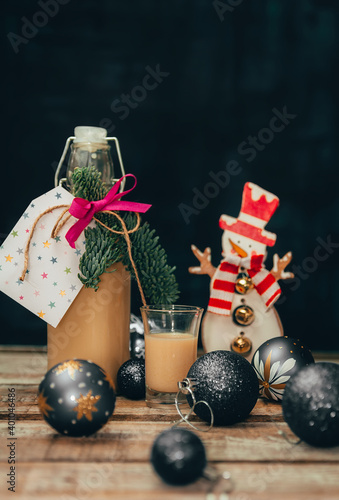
[65,174,151,248]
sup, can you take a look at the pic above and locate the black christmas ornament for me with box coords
[117,359,145,400]
[38,359,116,437]
[282,362,339,447]
[252,336,314,401]
[151,428,207,485]
[186,350,258,426]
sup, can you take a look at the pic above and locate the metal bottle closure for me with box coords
[54,126,126,193]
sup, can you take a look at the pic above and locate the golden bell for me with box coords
[235,275,253,295]
[233,305,255,326]
[231,334,252,354]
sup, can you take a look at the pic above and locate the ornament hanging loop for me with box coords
[173,378,214,432]
[276,427,302,446]
[178,377,197,395]
[262,400,302,445]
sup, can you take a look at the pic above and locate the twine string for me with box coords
[95,211,145,306]
[20,205,146,307]
[96,210,141,235]
[51,207,72,238]
[19,204,69,282]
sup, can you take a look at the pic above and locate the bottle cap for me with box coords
[73,126,107,144]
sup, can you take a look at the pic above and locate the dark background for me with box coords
[2,0,339,351]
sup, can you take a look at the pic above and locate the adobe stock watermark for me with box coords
[237,106,296,162]
[277,234,339,305]
[213,0,244,21]
[7,0,71,54]
[61,463,115,500]
[178,160,242,225]
[178,105,296,224]
[99,64,170,134]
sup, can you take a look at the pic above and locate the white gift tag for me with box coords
[0,187,91,328]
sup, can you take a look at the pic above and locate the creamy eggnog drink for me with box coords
[145,332,198,393]
[47,263,130,391]
[141,305,203,407]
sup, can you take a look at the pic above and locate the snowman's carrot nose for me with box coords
[229,239,248,258]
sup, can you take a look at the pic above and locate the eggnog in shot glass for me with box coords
[140,305,203,407]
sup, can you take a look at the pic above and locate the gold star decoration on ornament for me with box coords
[104,373,115,391]
[73,390,101,421]
[100,367,115,391]
[53,360,82,380]
[38,390,54,418]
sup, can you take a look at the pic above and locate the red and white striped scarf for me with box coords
[208,254,281,316]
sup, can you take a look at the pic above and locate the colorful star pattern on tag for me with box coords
[0,187,92,327]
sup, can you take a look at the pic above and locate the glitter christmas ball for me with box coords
[117,359,145,400]
[151,428,206,485]
[252,336,314,401]
[38,359,116,437]
[187,350,258,426]
[282,363,339,447]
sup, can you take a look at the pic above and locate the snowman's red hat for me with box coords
[219,182,279,247]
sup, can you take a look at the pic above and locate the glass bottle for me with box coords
[48,126,131,391]
[66,126,115,191]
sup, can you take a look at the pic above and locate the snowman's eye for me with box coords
[249,245,252,248]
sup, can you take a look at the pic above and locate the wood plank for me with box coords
[0,387,287,422]
[0,345,47,352]
[1,347,338,385]
[0,462,338,500]
[1,347,339,500]
[0,350,47,385]
[1,420,338,463]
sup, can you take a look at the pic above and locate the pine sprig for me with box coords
[77,225,121,289]
[71,166,179,304]
[121,219,179,305]
[72,166,107,201]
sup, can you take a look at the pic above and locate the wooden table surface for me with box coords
[1,347,339,500]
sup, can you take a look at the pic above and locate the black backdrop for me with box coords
[2,0,339,350]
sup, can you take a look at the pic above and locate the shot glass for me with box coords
[140,304,203,408]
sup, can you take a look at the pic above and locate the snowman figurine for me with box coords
[189,182,294,361]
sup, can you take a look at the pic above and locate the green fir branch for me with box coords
[72,166,179,304]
